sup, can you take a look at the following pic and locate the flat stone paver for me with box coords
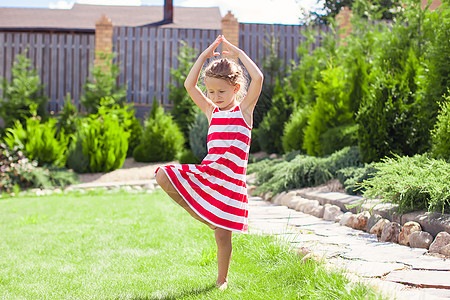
[248,196,450,300]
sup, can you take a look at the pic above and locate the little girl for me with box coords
[155,35,263,290]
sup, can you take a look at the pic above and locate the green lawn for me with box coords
[0,189,385,299]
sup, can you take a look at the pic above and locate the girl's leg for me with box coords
[155,168,216,230]
[215,228,232,289]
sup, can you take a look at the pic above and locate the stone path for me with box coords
[248,196,450,300]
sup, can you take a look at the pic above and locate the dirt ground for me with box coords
[78,158,175,184]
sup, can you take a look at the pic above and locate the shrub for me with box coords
[178,149,201,164]
[0,143,78,193]
[303,65,355,156]
[0,54,48,134]
[57,93,80,138]
[336,165,377,195]
[81,113,129,173]
[97,97,143,158]
[169,41,198,144]
[282,106,309,153]
[189,111,208,161]
[4,107,69,167]
[430,94,450,161]
[323,146,364,176]
[66,130,90,173]
[81,52,127,114]
[133,100,184,162]
[359,154,450,214]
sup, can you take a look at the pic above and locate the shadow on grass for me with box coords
[133,283,217,300]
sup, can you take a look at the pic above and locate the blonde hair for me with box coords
[203,58,248,101]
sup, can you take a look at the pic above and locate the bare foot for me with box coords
[216,281,228,291]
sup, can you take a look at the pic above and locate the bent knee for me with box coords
[155,168,168,187]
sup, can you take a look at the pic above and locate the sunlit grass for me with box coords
[0,189,385,299]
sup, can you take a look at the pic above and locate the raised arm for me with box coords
[222,36,264,115]
[184,35,222,119]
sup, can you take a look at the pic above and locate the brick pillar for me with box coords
[95,14,113,66]
[221,11,239,47]
[422,0,442,10]
[335,7,353,41]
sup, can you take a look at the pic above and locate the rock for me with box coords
[351,211,370,231]
[345,214,357,228]
[409,231,433,249]
[334,213,344,223]
[269,153,278,159]
[263,192,273,202]
[295,198,311,212]
[323,204,343,221]
[398,221,422,246]
[429,231,450,254]
[247,185,257,196]
[370,219,390,237]
[380,222,402,243]
[279,191,297,206]
[339,212,353,226]
[440,244,450,257]
[272,192,286,205]
[287,196,304,209]
[303,200,319,214]
[366,214,382,233]
[310,205,325,218]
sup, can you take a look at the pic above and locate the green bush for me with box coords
[97,97,143,158]
[81,52,127,114]
[430,94,450,160]
[66,129,90,173]
[81,113,129,173]
[133,100,184,162]
[359,154,450,214]
[0,143,78,193]
[303,65,355,156]
[57,93,80,138]
[169,41,198,144]
[323,146,364,176]
[0,54,48,134]
[249,127,261,153]
[189,111,208,161]
[178,149,201,164]
[336,165,377,195]
[282,106,309,153]
[4,108,69,167]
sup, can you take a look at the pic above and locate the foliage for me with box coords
[178,149,201,164]
[66,130,90,173]
[249,128,261,153]
[189,111,208,161]
[0,143,78,193]
[4,106,69,167]
[303,65,356,156]
[97,97,142,157]
[257,79,292,154]
[281,106,309,153]
[57,93,80,138]
[430,94,450,160]
[0,54,48,134]
[133,99,184,162]
[80,112,129,173]
[359,154,450,213]
[81,52,127,114]
[169,41,198,144]
[249,146,363,195]
[336,164,377,195]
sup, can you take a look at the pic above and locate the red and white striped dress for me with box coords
[157,105,251,233]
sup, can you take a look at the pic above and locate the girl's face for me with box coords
[205,77,240,111]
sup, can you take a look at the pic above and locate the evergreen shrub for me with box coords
[282,107,309,153]
[430,94,450,161]
[189,111,208,161]
[336,165,377,195]
[359,154,450,213]
[133,100,184,162]
[178,149,201,164]
[0,54,48,135]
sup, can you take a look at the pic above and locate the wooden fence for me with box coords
[113,26,220,117]
[0,31,95,113]
[0,23,330,118]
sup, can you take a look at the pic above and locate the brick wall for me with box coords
[95,14,113,66]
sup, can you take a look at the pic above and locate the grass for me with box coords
[0,188,385,299]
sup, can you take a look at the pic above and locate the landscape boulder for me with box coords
[339,212,353,226]
[381,222,402,243]
[272,192,286,205]
[303,200,320,215]
[351,211,370,231]
[429,231,450,254]
[295,198,312,212]
[366,214,382,233]
[311,205,325,218]
[323,204,343,221]
[398,221,422,246]
[370,219,390,237]
[409,231,433,249]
